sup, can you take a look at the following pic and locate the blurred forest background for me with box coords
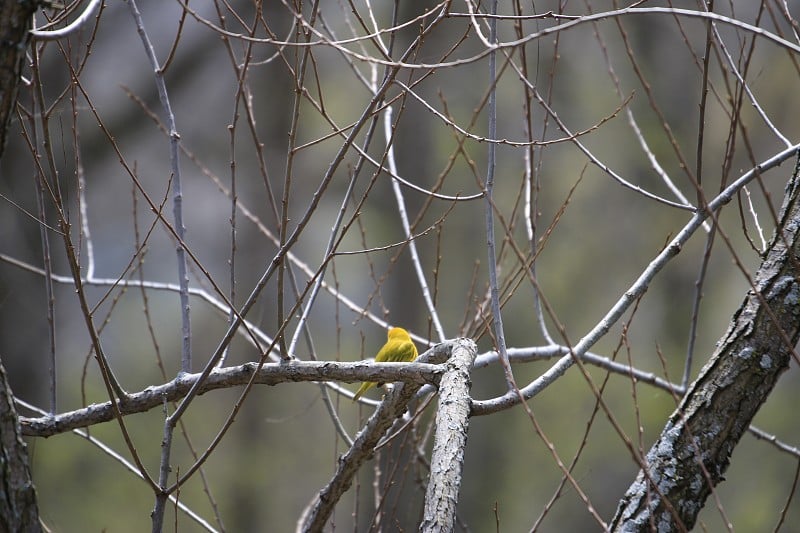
[2,0,800,531]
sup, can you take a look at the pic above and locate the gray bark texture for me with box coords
[420,338,477,533]
[611,160,800,532]
[0,362,42,533]
[0,0,41,156]
[299,342,453,532]
[0,2,44,531]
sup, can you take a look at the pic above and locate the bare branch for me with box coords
[30,0,102,40]
[298,342,452,532]
[421,338,477,531]
[611,159,800,531]
[20,358,444,438]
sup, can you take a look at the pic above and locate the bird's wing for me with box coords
[386,340,417,363]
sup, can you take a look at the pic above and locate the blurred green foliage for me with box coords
[3,0,800,530]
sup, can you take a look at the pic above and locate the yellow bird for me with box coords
[353,327,418,401]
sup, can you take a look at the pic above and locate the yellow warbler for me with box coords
[353,327,418,401]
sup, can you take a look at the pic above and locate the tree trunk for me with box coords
[0,0,41,157]
[612,162,800,531]
[0,361,42,532]
[0,2,44,531]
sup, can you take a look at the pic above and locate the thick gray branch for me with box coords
[298,342,453,532]
[612,163,800,531]
[20,359,443,437]
[421,338,477,532]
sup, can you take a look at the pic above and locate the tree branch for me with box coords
[20,359,444,437]
[421,338,477,532]
[612,158,800,531]
[298,342,453,532]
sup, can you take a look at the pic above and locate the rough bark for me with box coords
[22,360,444,437]
[420,338,477,533]
[0,0,41,157]
[0,2,44,531]
[0,361,42,532]
[611,161,800,531]
[298,342,453,532]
